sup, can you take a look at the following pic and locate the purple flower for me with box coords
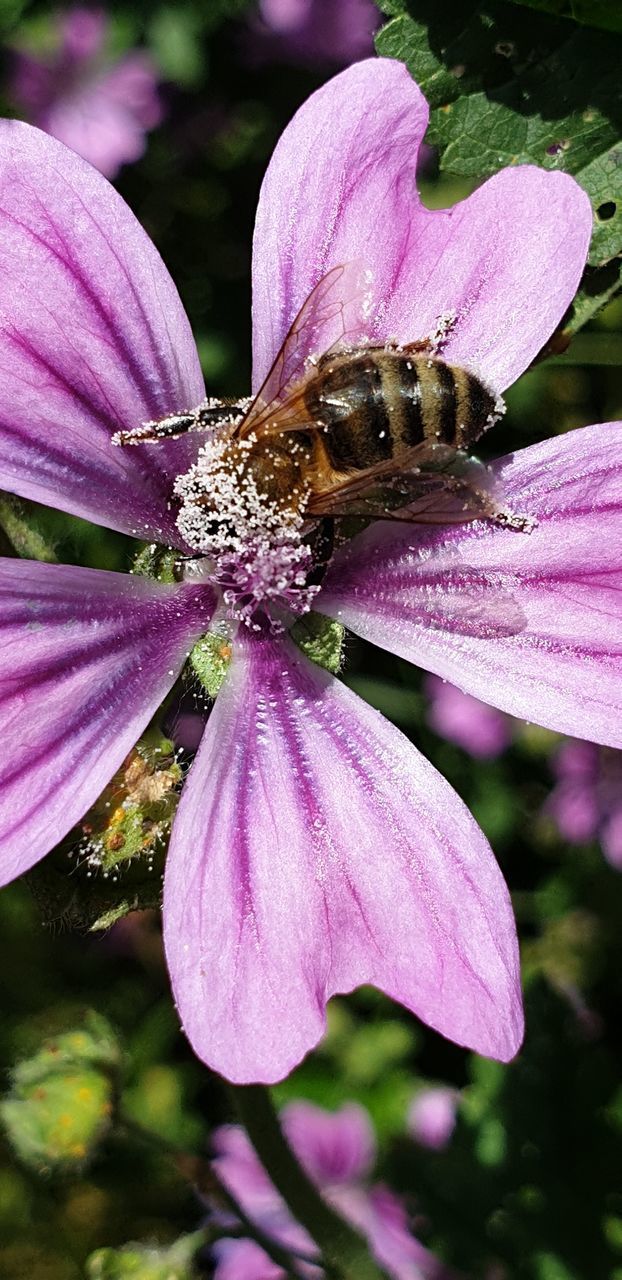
[407,1087,458,1151]
[247,0,380,67]
[424,674,512,759]
[9,7,162,178]
[546,741,622,870]
[209,1100,455,1279]
[0,58,614,1085]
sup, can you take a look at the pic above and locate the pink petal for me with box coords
[321,423,622,748]
[212,1125,279,1215]
[0,560,214,886]
[252,58,591,394]
[0,121,204,541]
[212,1238,285,1280]
[282,1101,376,1185]
[163,632,522,1084]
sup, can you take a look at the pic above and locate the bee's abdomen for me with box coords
[304,356,393,471]
[389,356,496,453]
[305,351,496,472]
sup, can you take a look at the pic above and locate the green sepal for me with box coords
[131,542,179,583]
[291,611,345,675]
[0,1014,120,1175]
[80,731,182,872]
[188,631,233,697]
[86,1232,207,1280]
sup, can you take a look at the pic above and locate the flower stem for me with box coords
[228,1083,390,1280]
[120,1113,312,1280]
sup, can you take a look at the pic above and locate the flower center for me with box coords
[174,431,321,629]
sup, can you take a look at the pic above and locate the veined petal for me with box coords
[0,560,215,886]
[320,423,622,747]
[252,57,591,394]
[163,633,522,1084]
[0,121,204,541]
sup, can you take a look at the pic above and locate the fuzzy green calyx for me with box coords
[188,631,233,697]
[291,611,345,675]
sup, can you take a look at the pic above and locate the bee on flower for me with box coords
[0,57,618,1086]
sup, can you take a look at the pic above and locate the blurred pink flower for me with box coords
[424,674,512,759]
[9,6,162,177]
[248,0,380,66]
[546,741,622,869]
[0,59,615,1087]
[209,1100,456,1279]
[407,1087,459,1151]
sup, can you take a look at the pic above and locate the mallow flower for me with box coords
[545,741,622,870]
[208,1100,454,1279]
[248,0,379,67]
[9,6,162,178]
[424,675,512,760]
[0,57,617,1085]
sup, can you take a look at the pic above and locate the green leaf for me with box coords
[376,1,622,325]
[507,1,622,35]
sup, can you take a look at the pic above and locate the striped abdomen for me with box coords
[303,349,497,473]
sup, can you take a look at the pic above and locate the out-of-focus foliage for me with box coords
[0,1,621,1279]
[377,0,622,328]
[87,1231,206,1279]
[506,0,622,33]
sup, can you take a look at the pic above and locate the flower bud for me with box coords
[0,1014,120,1174]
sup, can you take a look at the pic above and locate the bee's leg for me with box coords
[113,413,200,446]
[195,396,254,430]
[112,396,253,447]
[398,337,436,355]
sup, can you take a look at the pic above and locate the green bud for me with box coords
[131,542,179,583]
[291,611,345,675]
[188,631,233,697]
[1,1014,120,1174]
[87,1232,206,1280]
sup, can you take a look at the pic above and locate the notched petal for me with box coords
[321,423,622,747]
[0,121,204,541]
[163,632,522,1084]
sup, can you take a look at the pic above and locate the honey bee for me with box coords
[116,263,521,531]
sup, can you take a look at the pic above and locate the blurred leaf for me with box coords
[376,1,622,324]
[148,6,206,85]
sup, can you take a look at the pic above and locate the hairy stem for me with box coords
[228,1083,389,1280]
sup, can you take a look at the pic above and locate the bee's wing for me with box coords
[237,262,373,439]
[308,447,531,530]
